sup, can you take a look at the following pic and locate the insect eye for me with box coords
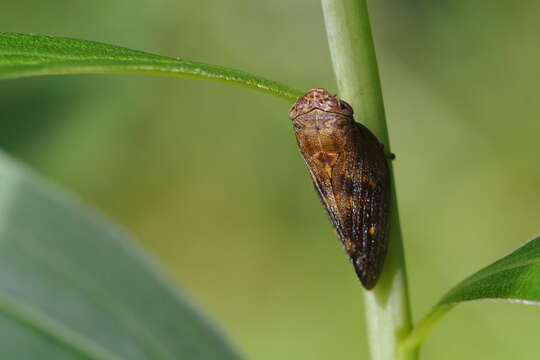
[339,101,353,114]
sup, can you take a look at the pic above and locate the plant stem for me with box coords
[400,305,453,354]
[321,1,416,359]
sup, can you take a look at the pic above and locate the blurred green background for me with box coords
[2,0,540,359]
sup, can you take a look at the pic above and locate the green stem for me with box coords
[321,1,416,359]
[400,305,454,354]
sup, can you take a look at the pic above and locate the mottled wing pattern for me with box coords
[289,88,390,289]
[301,121,354,246]
[307,164,348,241]
[349,122,390,289]
[306,122,390,289]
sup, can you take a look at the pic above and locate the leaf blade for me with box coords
[0,293,122,360]
[0,32,302,102]
[437,235,540,306]
[0,151,241,360]
[402,235,540,352]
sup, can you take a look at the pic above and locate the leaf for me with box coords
[402,234,540,352]
[0,151,241,360]
[0,32,301,102]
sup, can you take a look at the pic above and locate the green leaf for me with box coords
[0,32,301,102]
[402,234,540,352]
[0,151,241,360]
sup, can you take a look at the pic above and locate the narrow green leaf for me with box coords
[0,151,241,359]
[402,234,540,352]
[0,32,302,102]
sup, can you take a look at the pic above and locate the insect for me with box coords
[288,88,391,289]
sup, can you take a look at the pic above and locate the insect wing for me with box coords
[349,122,390,289]
[289,88,391,289]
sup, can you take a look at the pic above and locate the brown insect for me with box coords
[288,88,391,289]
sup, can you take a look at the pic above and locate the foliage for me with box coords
[0,3,539,356]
